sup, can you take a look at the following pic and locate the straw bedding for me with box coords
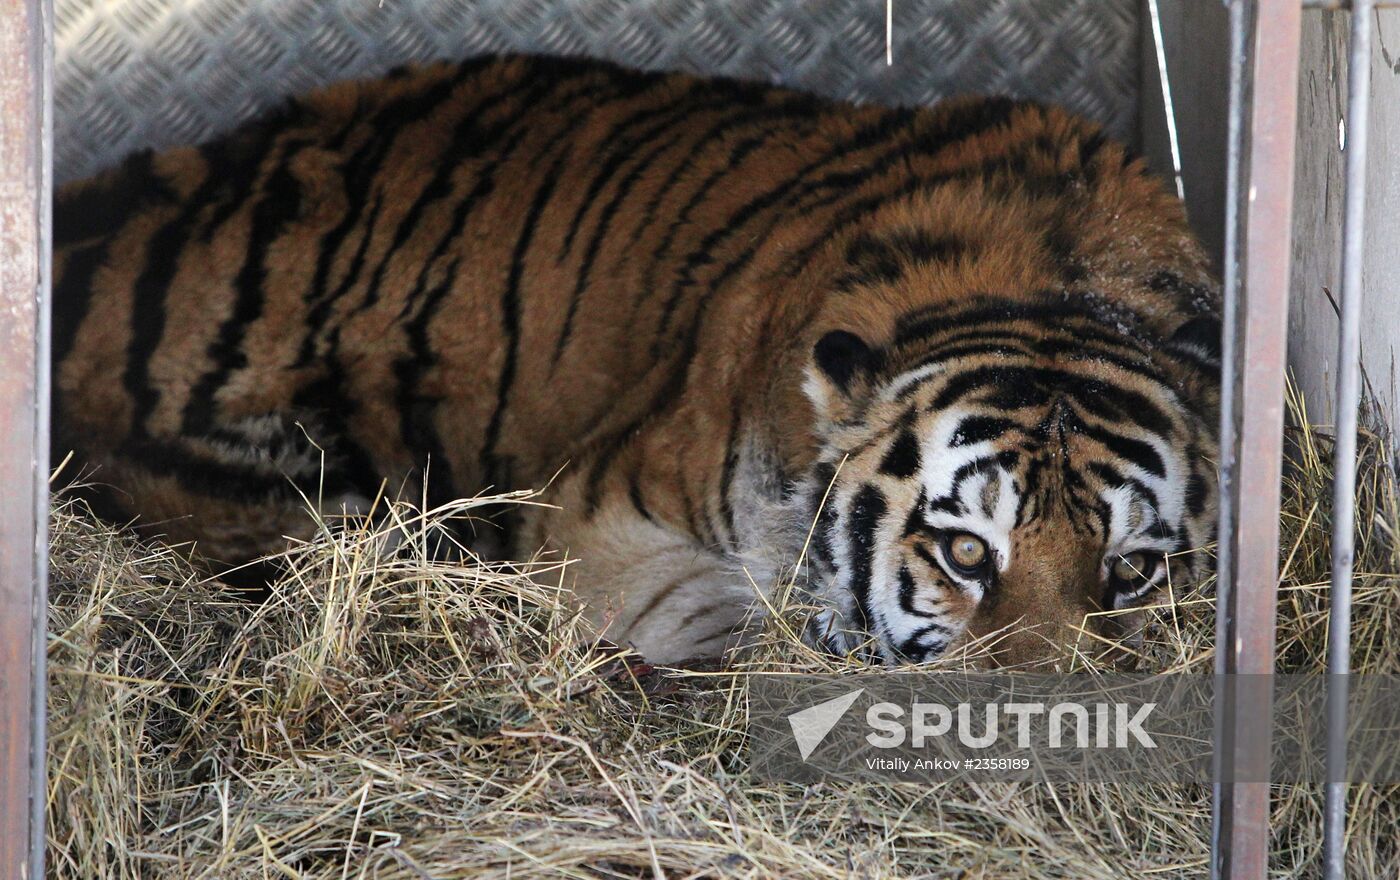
[45,389,1399,879]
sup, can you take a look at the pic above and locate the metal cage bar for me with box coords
[1212,2,1381,877]
[1324,1,1376,876]
[0,0,52,878]
[1212,2,1303,878]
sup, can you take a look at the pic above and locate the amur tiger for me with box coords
[54,55,1221,667]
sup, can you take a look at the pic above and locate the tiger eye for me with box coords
[1112,552,1152,582]
[947,533,989,571]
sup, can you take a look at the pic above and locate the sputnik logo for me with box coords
[787,688,864,760]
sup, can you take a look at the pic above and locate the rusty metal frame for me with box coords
[0,0,51,877]
[1211,2,1386,877]
[1211,1,1303,878]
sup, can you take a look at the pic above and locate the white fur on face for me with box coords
[916,406,1019,581]
[1096,432,1190,608]
[799,359,1209,663]
[811,405,1027,663]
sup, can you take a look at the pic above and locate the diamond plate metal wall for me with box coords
[54,0,1139,184]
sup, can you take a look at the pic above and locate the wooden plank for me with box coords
[0,0,50,878]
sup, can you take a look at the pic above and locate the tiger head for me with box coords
[796,174,1220,668]
[800,303,1219,667]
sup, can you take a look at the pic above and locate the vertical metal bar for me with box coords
[0,0,51,878]
[1211,1,1250,866]
[1324,3,1375,876]
[1211,2,1303,878]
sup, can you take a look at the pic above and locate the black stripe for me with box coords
[54,150,166,246]
[193,102,305,242]
[1085,384,1176,441]
[950,416,1019,447]
[927,495,964,516]
[295,64,474,367]
[345,67,585,318]
[911,542,944,578]
[928,364,1175,438]
[879,428,921,478]
[782,99,1023,216]
[626,92,822,315]
[679,600,727,629]
[772,176,940,278]
[808,462,841,569]
[295,194,383,369]
[385,79,618,503]
[899,621,956,662]
[841,233,903,287]
[1081,421,1167,478]
[583,447,616,514]
[903,343,1033,374]
[897,562,960,638]
[478,148,572,492]
[393,256,463,506]
[580,301,711,513]
[895,298,1148,350]
[837,229,969,292]
[1087,462,1167,533]
[628,572,697,629]
[1185,472,1209,516]
[939,453,1018,511]
[628,474,657,524]
[680,479,719,548]
[182,150,308,435]
[900,488,929,538]
[122,136,268,437]
[551,116,701,368]
[52,243,108,368]
[715,396,745,550]
[847,484,888,635]
[556,76,702,258]
[1043,221,1086,284]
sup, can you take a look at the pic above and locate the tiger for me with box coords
[53,54,1221,667]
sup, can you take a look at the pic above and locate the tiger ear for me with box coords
[1165,314,1222,368]
[814,330,874,390]
[805,330,876,420]
[1163,314,1222,420]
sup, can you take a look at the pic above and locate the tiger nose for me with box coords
[965,603,1103,670]
[980,626,1073,670]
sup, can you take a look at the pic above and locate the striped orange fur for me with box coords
[54,55,1220,665]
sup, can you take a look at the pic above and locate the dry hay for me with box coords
[46,389,1400,879]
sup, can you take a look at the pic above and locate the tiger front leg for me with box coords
[520,476,768,665]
